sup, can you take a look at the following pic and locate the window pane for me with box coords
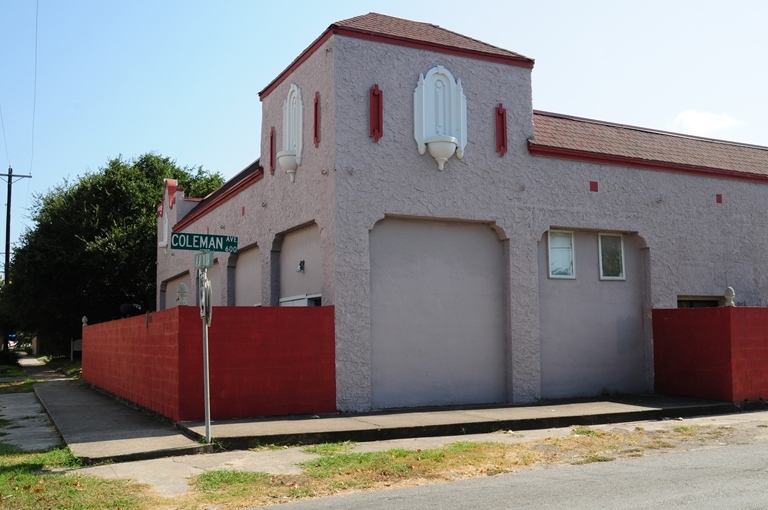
[600,235,624,278]
[549,232,574,277]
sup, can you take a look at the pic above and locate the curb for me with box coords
[177,401,743,451]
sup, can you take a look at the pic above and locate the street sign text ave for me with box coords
[171,233,238,252]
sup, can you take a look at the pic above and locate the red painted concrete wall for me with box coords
[653,307,768,402]
[82,306,336,421]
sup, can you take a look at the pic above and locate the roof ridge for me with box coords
[332,12,532,62]
[533,110,768,151]
[333,12,531,61]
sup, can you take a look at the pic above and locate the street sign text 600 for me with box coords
[170,233,238,253]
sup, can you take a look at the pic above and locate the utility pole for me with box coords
[0,166,31,351]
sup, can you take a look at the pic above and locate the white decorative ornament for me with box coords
[724,286,736,306]
[277,83,303,183]
[414,65,467,170]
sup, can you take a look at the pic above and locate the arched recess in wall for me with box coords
[274,222,322,306]
[161,272,192,310]
[537,229,649,399]
[369,216,506,409]
[228,244,262,306]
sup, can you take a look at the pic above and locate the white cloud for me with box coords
[669,110,744,137]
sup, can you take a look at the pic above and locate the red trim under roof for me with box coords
[173,167,264,232]
[527,142,768,185]
[259,25,533,99]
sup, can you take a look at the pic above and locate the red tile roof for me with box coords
[333,13,533,64]
[530,111,768,180]
[260,12,533,98]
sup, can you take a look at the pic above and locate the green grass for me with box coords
[0,447,159,509]
[0,365,24,378]
[303,441,356,455]
[0,379,37,395]
[571,427,604,437]
[40,357,81,378]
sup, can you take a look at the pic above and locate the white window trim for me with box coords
[548,230,575,279]
[598,233,626,281]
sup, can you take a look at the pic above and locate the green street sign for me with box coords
[171,232,238,253]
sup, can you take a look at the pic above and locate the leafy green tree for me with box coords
[2,153,224,354]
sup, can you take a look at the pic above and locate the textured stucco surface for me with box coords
[233,246,261,306]
[538,231,647,398]
[279,224,321,301]
[331,34,536,409]
[156,35,337,313]
[158,29,768,412]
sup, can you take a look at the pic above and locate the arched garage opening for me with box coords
[369,217,506,409]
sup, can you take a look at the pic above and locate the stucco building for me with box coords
[156,13,768,412]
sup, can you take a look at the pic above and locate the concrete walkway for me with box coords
[19,355,209,463]
[12,353,753,464]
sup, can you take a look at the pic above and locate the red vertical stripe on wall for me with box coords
[269,127,275,175]
[495,104,507,156]
[369,84,383,142]
[716,194,723,203]
[314,92,321,147]
[590,181,599,192]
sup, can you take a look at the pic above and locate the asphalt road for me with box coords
[271,442,768,509]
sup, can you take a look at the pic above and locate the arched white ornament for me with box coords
[414,66,467,170]
[277,84,303,182]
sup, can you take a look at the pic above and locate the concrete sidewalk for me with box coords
[177,394,742,451]
[19,355,210,464]
[18,354,752,464]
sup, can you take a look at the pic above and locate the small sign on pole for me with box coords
[195,250,214,269]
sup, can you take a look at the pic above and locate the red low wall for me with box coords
[653,307,768,402]
[82,306,336,421]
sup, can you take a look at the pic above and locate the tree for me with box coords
[2,154,224,354]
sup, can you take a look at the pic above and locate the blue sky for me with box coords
[1,0,766,260]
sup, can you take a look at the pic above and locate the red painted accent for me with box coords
[166,180,178,209]
[82,306,337,421]
[653,307,768,402]
[528,141,768,185]
[314,92,321,147]
[157,202,163,217]
[174,169,263,232]
[495,104,507,157]
[589,181,598,192]
[259,28,533,99]
[269,127,276,175]
[370,84,383,142]
[716,194,723,203]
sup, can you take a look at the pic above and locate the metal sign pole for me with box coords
[199,267,212,444]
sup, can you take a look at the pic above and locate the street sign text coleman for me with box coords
[170,232,238,253]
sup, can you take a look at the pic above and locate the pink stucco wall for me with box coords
[156,19,768,411]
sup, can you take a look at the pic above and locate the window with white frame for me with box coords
[599,233,625,280]
[548,230,575,278]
